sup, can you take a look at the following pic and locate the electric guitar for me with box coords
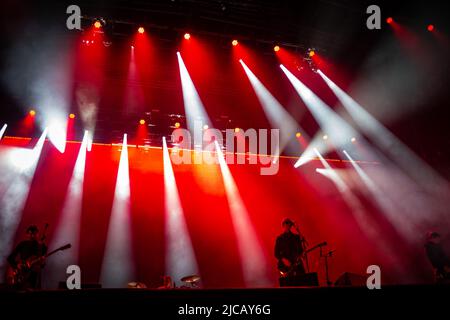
[278,242,327,278]
[6,243,71,286]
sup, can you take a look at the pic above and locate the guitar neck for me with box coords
[45,248,61,258]
[28,244,71,266]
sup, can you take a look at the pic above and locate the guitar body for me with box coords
[6,255,44,287]
[6,243,71,288]
[278,258,305,278]
[6,266,19,285]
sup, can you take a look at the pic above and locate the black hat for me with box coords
[282,218,294,226]
[426,231,440,241]
[26,225,39,234]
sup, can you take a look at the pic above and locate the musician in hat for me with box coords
[7,225,47,289]
[424,231,450,283]
[274,218,308,286]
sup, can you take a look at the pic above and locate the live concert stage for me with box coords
[0,0,450,317]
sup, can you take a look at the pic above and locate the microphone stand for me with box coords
[320,246,335,287]
[294,224,309,273]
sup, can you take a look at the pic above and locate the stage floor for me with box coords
[1,285,448,318]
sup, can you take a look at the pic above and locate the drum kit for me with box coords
[179,274,201,288]
[157,274,201,289]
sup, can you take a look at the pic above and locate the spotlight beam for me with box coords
[343,150,377,191]
[342,148,432,241]
[280,65,360,166]
[176,52,212,134]
[0,124,7,140]
[240,60,307,156]
[100,134,135,288]
[315,148,404,273]
[317,71,450,243]
[314,148,347,192]
[0,129,47,279]
[163,137,199,282]
[215,141,270,287]
[318,70,450,197]
[45,131,89,288]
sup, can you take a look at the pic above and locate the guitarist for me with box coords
[7,225,47,289]
[425,231,450,283]
[274,218,308,286]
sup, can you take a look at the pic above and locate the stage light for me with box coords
[131,45,134,49]
[323,134,328,140]
[174,122,181,128]
[309,50,315,57]
[94,20,102,29]
[427,24,434,32]
[29,110,36,116]
[234,128,240,133]
[184,33,191,40]
[386,17,393,24]
[296,132,302,138]
[203,124,209,130]
[351,137,356,143]
[232,39,238,46]
[273,45,280,52]
[138,27,145,34]
[69,113,75,119]
[139,119,145,125]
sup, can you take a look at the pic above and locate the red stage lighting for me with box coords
[232,39,238,46]
[94,20,102,29]
[386,17,393,24]
[427,24,434,32]
[184,33,191,40]
[138,27,145,34]
[273,45,280,52]
[69,113,75,119]
[29,110,36,116]
[139,119,146,125]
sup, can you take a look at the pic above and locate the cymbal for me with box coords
[180,275,201,283]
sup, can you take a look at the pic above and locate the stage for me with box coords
[1,285,448,318]
[1,0,450,314]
